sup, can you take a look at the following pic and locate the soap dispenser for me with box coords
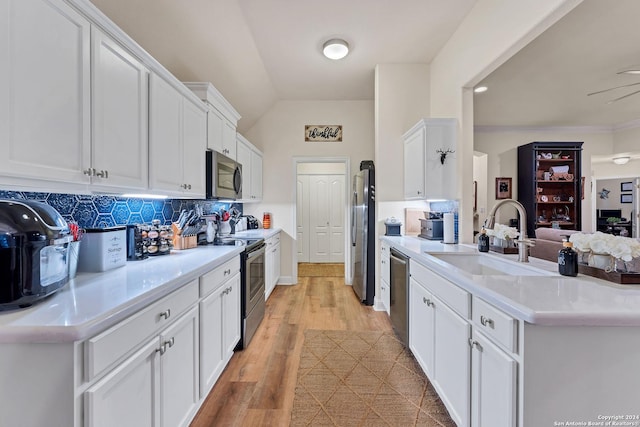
[478,227,490,252]
[558,236,578,276]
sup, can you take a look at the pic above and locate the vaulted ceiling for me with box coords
[89,0,476,133]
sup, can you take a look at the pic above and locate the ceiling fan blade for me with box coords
[587,81,640,96]
[607,89,640,103]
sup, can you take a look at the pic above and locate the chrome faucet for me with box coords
[484,199,534,262]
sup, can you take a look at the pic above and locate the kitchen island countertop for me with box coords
[382,235,640,326]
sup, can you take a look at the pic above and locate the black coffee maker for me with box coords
[0,200,72,309]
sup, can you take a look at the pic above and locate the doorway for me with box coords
[293,158,351,282]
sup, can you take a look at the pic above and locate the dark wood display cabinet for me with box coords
[517,141,583,237]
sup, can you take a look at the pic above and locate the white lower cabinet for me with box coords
[85,306,199,427]
[409,278,435,377]
[380,242,391,313]
[265,232,281,300]
[470,330,517,427]
[199,258,241,397]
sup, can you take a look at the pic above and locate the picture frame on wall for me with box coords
[621,182,633,192]
[495,177,512,200]
[621,194,633,203]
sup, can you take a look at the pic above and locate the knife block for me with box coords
[172,223,197,250]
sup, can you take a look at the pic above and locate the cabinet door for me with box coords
[222,273,241,357]
[0,0,91,184]
[236,139,252,200]
[222,119,237,159]
[206,106,224,153]
[182,98,207,198]
[250,149,263,200]
[199,286,224,398]
[433,295,470,427]
[409,278,435,378]
[85,338,160,427]
[160,306,199,427]
[149,74,183,194]
[471,330,517,427]
[403,127,426,199]
[91,28,148,191]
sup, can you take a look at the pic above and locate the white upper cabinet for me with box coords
[184,82,240,159]
[91,27,149,191]
[149,74,207,198]
[236,133,263,202]
[403,118,458,201]
[0,0,91,185]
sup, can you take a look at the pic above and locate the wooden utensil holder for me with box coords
[172,223,197,250]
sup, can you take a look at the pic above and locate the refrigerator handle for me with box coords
[351,190,357,246]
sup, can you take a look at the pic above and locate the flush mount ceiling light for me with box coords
[322,39,349,60]
[474,86,488,93]
[613,156,630,165]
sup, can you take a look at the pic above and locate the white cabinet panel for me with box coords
[471,330,517,427]
[91,28,148,191]
[160,307,199,427]
[403,118,457,200]
[409,278,435,378]
[182,98,207,197]
[250,149,263,201]
[85,338,160,427]
[223,274,241,356]
[149,73,206,197]
[0,0,91,184]
[236,134,263,202]
[265,232,281,300]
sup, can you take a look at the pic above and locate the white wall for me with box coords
[429,0,583,242]
[474,128,613,233]
[243,100,374,283]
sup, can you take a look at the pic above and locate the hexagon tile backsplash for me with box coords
[0,191,242,228]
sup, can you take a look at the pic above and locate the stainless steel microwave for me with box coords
[206,150,242,200]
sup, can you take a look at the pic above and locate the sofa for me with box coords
[529,228,580,262]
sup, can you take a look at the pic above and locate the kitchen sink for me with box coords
[428,253,555,276]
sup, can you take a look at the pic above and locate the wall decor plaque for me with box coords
[305,125,343,142]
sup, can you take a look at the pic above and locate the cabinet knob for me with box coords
[480,315,494,327]
[159,309,171,320]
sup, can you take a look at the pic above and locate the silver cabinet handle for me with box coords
[422,297,434,307]
[156,343,167,355]
[83,168,95,176]
[159,309,171,320]
[224,269,231,276]
[468,339,481,350]
[164,337,175,349]
[480,315,494,327]
[423,297,427,304]
[95,170,108,178]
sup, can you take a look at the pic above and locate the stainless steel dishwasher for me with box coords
[389,248,410,346]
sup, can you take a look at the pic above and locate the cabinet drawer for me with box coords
[85,280,199,381]
[472,297,518,353]
[200,256,240,296]
[411,261,470,318]
[266,232,280,247]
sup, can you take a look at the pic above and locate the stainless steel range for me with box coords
[237,238,266,349]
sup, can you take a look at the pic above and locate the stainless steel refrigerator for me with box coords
[351,161,375,305]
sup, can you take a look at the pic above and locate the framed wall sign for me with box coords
[495,177,512,199]
[305,125,343,142]
[621,181,633,192]
[621,194,633,203]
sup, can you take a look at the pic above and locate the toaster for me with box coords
[0,200,72,309]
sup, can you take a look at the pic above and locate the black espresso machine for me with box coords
[0,200,72,309]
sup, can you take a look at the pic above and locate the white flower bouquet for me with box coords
[569,232,640,263]
[485,223,520,240]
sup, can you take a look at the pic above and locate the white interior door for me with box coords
[309,175,331,262]
[329,175,345,262]
[296,175,310,262]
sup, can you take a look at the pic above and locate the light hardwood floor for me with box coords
[190,276,392,426]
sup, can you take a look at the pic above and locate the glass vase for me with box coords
[588,252,614,272]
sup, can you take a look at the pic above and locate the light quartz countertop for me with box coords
[382,235,640,327]
[0,227,282,344]
[0,245,244,344]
